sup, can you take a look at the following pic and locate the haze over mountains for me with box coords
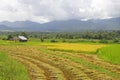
[0,17,120,32]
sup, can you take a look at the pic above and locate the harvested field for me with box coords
[0,45,120,80]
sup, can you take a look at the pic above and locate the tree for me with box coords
[40,37,44,42]
[99,39,108,43]
[7,35,13,40]
[113,38,119,43]
[20,32,28,38]
[40,34,44,42]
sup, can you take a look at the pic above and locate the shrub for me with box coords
[50,40,58,43]
[99,39,108,43]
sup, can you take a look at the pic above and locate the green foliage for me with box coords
[99,39,108,43]
[0,52,30,80]
[40,34,44,42]
[20,32,28,38]
[50,39,58,43]
[40,37,44,42]
[0,30,120,44]
[7,35,13,40]
[113,38,120,43]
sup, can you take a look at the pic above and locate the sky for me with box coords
[0,0,120,23]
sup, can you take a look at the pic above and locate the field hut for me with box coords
[18,36,28,42]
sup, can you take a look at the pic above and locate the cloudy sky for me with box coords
[0,0,120,23]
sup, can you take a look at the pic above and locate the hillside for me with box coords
[0,17,120,32]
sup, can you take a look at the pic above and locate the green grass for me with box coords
[98,44,120,65]
[0,52,30,80]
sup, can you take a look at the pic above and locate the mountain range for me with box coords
[0,17,120,32]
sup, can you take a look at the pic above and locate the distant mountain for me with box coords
[0,17,120,32]
[0,25,12,31]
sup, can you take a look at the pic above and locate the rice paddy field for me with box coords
[98,44,120,65]
[42,43,107,52]
[0,40,120,80]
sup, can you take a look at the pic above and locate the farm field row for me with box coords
[0,43,120,80]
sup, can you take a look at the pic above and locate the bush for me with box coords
[50,40,58,43]
[62,39,66,42]
[99,39,108,43]
[113,38,120,43]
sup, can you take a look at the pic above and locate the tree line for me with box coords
[0,30,120,43]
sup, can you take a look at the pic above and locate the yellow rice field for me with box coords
[42,43,107,52]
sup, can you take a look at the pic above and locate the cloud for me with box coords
[0,0,119,23]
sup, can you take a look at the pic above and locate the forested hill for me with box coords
[0,17,120,32]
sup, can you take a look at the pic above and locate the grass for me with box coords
[98,44,120,65]
[0,52,30,80]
